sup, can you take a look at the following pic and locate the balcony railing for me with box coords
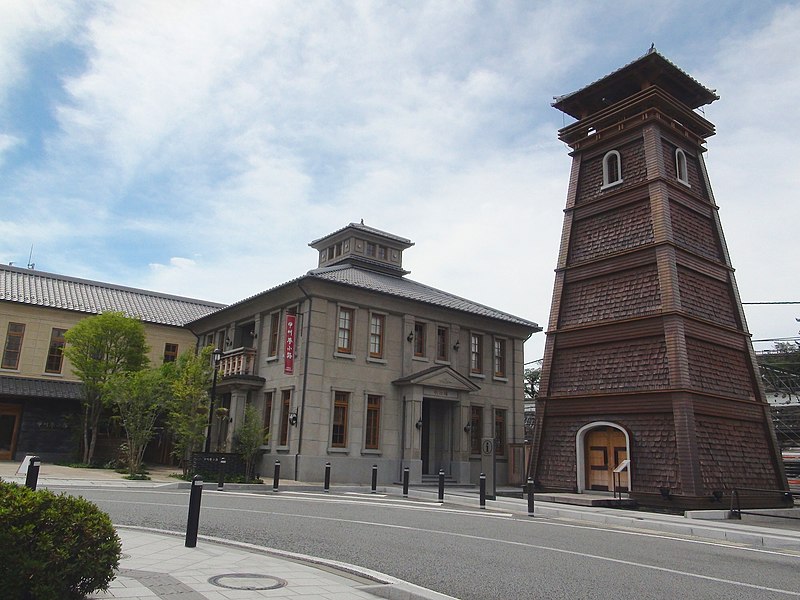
[219,347,257,377]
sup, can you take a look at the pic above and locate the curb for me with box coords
[115,525,459,600]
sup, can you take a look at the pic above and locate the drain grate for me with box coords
[208,573,287,591]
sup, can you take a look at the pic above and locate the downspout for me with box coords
[514,332,534,445]
[515,331,534,485]
[401,395,407,481]
[295,283,313,477]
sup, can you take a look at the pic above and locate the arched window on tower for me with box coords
[601,150,622,189]
[675,148,690,186]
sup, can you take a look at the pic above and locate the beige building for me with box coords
[0,265,222,462]
[188,223,540,485]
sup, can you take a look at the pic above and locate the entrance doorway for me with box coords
[0,404,22,461]
[420,399,454,476]
[584,426,628,492]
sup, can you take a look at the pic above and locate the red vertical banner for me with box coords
[284,314,296,374]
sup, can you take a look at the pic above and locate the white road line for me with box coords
[92,498,800,596]
[78,489,800,557]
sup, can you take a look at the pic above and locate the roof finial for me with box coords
[360,218,364,225]
[648,43,656,54]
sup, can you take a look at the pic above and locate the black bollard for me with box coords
[371,464,378,493]
[25,456,41,491]
[438,468,445,503]
[217,456,226,491]
[402,466,410,498]
[479,473,486,509]
[272,460,281,492]
[324,462,331,493]
[185,475,203,547]
[527,477,535,516]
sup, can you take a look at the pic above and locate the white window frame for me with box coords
[675,148,690,187]
[601,150,623,190]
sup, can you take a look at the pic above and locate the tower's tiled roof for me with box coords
[307,264,539,329]
[0,264,225,327]
[553,47,719,119]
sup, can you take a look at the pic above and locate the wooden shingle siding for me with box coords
[549,338,669,395]
[686,337,753,399]
[669,201,722,261]
[559,265,661,327]
[677,266,737,327]
[575,138,648,206]
[695,417,778,489]
[568,201,654,265]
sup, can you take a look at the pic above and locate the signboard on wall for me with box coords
[284,314,296,374]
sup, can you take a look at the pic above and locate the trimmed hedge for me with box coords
[0,481,121,599]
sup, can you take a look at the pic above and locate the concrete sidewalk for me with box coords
[90,527,455,600]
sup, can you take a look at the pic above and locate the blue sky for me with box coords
[2,1,798,362]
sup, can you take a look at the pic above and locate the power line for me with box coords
[742,301,800,305]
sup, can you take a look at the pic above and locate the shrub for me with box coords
[0,481,121,599]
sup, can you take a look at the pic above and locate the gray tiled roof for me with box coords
[0,374,83,400]
[0,265,225,327]
[309,222,414,247]
[307,264,540,329]
[552,47,719,116]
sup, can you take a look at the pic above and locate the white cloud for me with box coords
[0,0,80,106]
[700,4,800,350]
[0,133,20,166]
[2,0,798,362]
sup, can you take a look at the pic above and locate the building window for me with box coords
[365,395,381,450]
[494,338,506,378]
[378,245,387,260]
[337,307,355,354]
[263,391,274,437]
[675,148,690,186]
[366,242,376,257]
[279,389,291,446]
[495,409,506,457]
[436,326,449,362]
[369,314,385,359]
[470,406,483,455]
[470,333,483,374]
[601,150,622,188]
[413,322,426,357]
[1,322,25,370]
[163,343,178,363]
[45,328,67,373]
[268,312,280,357]
[332,391,350,448]
[204,333,214,348]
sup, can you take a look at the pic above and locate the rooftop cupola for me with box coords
[309,221,414,276]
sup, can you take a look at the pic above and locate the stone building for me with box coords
[188,222,540,485]
[530,49,790,508]
[0,264,222,462]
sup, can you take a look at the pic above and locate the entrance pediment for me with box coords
[393,365,480,393]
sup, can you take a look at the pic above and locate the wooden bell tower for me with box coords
[531,49,789,508]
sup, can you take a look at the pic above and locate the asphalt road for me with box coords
[64,486,800,600]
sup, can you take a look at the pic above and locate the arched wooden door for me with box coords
[585,427,628,491]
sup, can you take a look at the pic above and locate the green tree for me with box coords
[234,403,269,482]
[761,341,800,375]
[108,368,168,476]
[165,346,214,476]
[64,312,149,464]
[524,365,541,401]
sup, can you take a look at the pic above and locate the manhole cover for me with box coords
[208,573,287,591]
